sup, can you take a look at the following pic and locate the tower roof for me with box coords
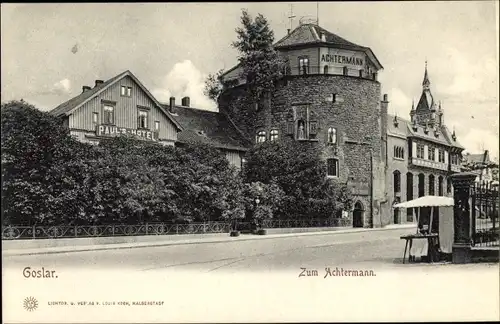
[416,61,435,112]
[422,60,430,89]
[273,23,383,70]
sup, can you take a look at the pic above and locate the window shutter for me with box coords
[287,122,294,135]
[309,121,317,135]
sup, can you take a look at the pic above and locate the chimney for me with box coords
[181,96,190,107]
[94,80,104,87]
[169,97,175,113]
[287,29,291,35]
[82,86,91,93]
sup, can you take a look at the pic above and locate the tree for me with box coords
[204,69,226,103]
[231,9,286,104]
[243,140,352,220]
[243,181,285,226]
[1,100,96,225]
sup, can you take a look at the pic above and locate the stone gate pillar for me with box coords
[450,172,477,264]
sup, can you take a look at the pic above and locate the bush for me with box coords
[1,100,95,225]
[1,101,246,226]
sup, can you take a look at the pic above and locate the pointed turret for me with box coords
[410,99,416,122]
[422,60,430,90]
[438,100,444,126]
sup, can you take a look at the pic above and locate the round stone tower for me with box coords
[218,22,389,228]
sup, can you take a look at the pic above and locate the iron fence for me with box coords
[1,218,351,240]
[471,182,499,247]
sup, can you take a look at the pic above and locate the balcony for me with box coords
[410,157,448,172]
[284,65,377,81]
[450,164,462,173]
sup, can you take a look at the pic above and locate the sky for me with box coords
[1,2,498,160]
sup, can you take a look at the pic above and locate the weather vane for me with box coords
[288,4,296,30]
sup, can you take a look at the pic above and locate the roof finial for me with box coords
[411,99,415,110]
[423,59,430,90]
[288,4,296,31]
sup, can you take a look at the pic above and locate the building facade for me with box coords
[462,150,499,186]
[219,22,388,228]
[50,70,183,146]
[386,63,465,225]
[50,70,248,170]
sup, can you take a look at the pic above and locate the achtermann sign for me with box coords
[319,47,366,68]
[96,125,159,141]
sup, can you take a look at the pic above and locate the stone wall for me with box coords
[219,74,388,227]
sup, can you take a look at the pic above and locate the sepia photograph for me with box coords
[2,2,499,323]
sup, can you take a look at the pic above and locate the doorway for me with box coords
[353,201,364,228]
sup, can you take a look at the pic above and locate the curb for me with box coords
[3,225,417,257]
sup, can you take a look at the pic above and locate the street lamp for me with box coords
[255,198,260,230]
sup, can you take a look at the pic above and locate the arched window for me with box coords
[327,127,337,144]
[256,131,266,143]
[418,173,425,197]
[323,65,329,74]
[438,176,444,196]
[270,129,279,141]
[406,173,414,221]
[393,170,401,194]
[447,178,452,194]
[429,174,435,195]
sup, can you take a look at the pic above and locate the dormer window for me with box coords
[393,116,399,127]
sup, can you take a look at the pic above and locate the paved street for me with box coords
[3,227,499,323]
[4,227,491,273]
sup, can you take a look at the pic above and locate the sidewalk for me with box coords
[3,224,417,257]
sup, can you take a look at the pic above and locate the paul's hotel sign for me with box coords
[96,125,159,141]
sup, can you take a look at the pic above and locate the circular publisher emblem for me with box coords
[23,296,38,311]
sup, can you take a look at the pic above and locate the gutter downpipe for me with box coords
[370,149,374,228]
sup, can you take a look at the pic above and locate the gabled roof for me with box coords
[387,114,464,149]
[465,151,491,164]
[416,89,434,112]
[167,105,251,152]
[49,70,183,131]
